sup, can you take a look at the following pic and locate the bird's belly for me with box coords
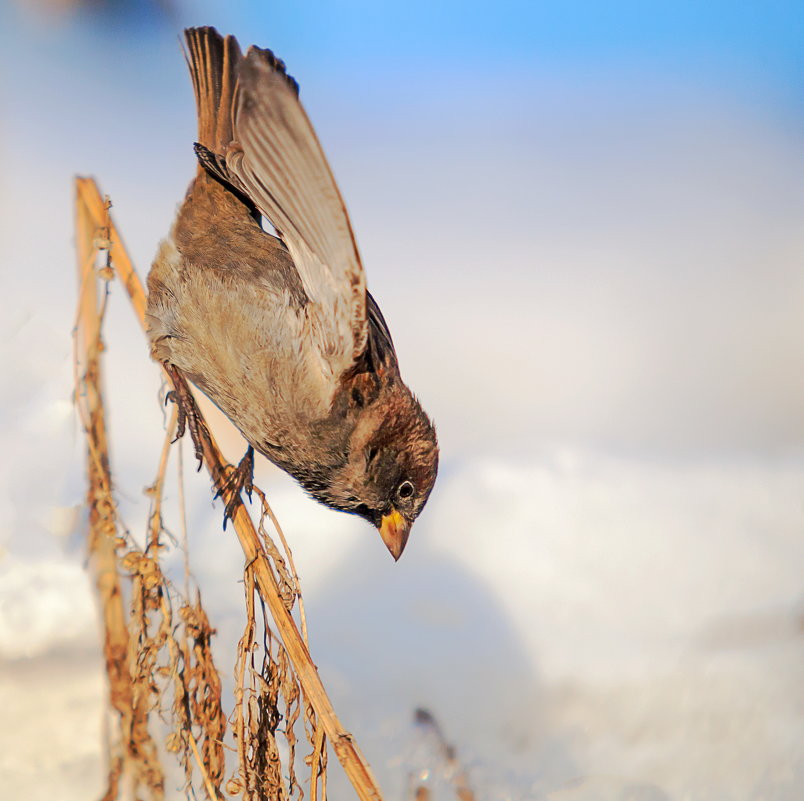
[146,239,334,456]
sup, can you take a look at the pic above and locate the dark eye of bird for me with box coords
[398,480,414,499]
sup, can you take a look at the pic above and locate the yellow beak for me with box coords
[378,509,411,561]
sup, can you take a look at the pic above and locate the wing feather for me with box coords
[225,46,368,366]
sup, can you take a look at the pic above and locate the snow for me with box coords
[1,450,802,799]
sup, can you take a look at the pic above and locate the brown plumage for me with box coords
[146,27,438,559]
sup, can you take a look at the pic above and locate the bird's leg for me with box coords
[215,445,255,529]
[163,363,207,470]
[164,363,253,527]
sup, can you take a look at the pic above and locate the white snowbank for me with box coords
[2,451,801,799]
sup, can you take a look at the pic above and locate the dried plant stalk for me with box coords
[115,371,228,801]
[411,710,477,801]
[176,597,228,794]
[75,176,386,801]
[229,504,322,801]
[76,188,229,801]
[75,189,165,801]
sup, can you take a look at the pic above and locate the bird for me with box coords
[145,27,438,560]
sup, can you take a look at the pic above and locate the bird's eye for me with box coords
[397,480,415,499]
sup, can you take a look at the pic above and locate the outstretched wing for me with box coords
[222,44,368,377]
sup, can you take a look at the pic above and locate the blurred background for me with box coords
[1,0,803,799]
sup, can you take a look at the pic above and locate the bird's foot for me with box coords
[215,445,255,529]
[164,363,207,469]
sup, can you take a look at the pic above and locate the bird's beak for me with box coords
[378,509,410,561]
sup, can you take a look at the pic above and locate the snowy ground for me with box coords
[2,445,803,800]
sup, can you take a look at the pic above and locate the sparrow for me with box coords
[145,27,438,560]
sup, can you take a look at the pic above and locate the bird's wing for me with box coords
[224,45,368,378]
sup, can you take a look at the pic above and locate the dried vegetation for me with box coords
[73,177,476,801]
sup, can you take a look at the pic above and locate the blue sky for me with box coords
[5,1,803,95]
[232,0,804,84]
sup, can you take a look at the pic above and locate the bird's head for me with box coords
[316,380,438,560]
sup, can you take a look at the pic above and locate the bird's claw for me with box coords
[164,363,206,470]
[215,445,255,529]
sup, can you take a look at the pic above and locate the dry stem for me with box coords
[75,175,385,801]
[75,187,165,801]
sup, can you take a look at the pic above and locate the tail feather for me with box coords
[184,27,243,154]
